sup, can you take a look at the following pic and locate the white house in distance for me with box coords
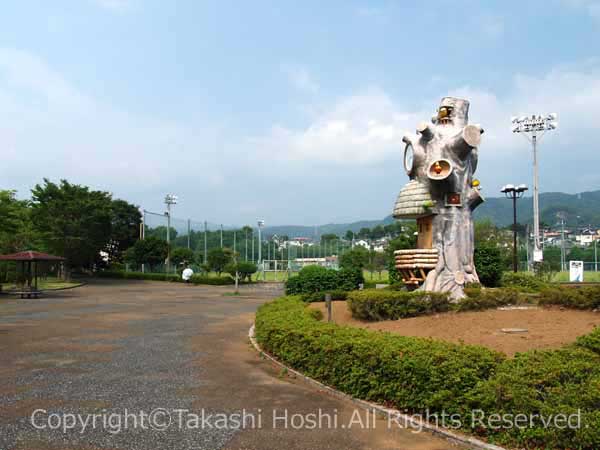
[284,237,314,247]
[575,228,598,246]
[354,239,370,249]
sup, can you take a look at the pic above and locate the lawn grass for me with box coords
[552,270,600,282]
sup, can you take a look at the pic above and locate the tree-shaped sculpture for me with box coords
[393,97,484,299]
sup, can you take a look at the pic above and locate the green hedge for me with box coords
[347,288,527,321]
[538,285,600,310]
[96,270,235,285]
[256,296,503,414]
[501,272,550,292]
[463,346,600,448]
[347,290,451,320]
[255,296,600,448]
[285,266,364,295]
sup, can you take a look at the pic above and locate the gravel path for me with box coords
[0,279,459,450]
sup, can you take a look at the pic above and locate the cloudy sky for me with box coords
[1,1,599,226]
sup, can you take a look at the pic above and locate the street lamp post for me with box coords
[501,184,528,272]
[164,194,178,272]
[511,113,557,263]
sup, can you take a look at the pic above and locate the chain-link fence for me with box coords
[127,210,359,274]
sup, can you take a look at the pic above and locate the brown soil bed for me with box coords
[310,301,600,356]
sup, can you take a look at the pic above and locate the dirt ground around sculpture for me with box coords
[310,301,600,356]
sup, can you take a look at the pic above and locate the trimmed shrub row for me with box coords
[96,270,235,285]
[501,271,550,292]
[347,290,452,320]
[285,266,364,295]
[538,285,600,310]
[347,287,527,321]
[256,296,503,413]
[255,296,600,449]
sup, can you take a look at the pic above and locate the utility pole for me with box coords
[251,231,255,262]
[557,212,567,272]
[511,113,557,264]
[233,230,237,254]
[220,224,223,248]
[595,238,598,272]
[164,194,178,273]
[204,221,208,264]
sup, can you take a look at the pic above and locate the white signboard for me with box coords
[569,261,584,283]
[533,249,544,262]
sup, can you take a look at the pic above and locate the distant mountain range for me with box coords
[264,190,600,238]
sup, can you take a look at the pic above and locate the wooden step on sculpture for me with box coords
[394,249,439,286]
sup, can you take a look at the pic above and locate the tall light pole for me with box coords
[501,184,528,272]
[557,212,567,272]
[164,194,178,272]
[511,113,557,263]
[257,220,265,266]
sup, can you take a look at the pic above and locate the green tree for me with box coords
[207,247,233,275]
[30,179,113,269]
[106,199,141,263]
[345,230,354,241]
[373,251,387,278]
[124,236,168,271]
[171,247,195,266]
[386,224,417,284]
[224,261,257,282]
[320,233,338,244]
[339,247,369,271]
[0,190,39,254]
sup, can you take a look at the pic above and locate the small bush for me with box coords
[501,271,549,292]
[285,266,363,295]
[474,243,504,287]
[347,289,451,321]
[538,285,600,310]
[456,287,525,312]
[576,326,600,354]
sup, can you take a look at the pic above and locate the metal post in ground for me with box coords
[326,293,332,322]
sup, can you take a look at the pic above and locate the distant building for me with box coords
[354,239,370,249]
[284,237,313,248]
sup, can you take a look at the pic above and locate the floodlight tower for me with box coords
[511,113,557,262]
[164,194,178,271]
[501,184,528,272]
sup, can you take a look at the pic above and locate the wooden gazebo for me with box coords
[0,251,65,298]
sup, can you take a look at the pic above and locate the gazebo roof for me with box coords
[0,251,65,262]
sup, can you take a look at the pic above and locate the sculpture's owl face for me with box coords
[437,106,454,125]
[432,97,470,129]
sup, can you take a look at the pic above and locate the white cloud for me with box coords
[252,63,600,196]
[282,64,319,94]
[0,48,223,200]
[252,88,421,164]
